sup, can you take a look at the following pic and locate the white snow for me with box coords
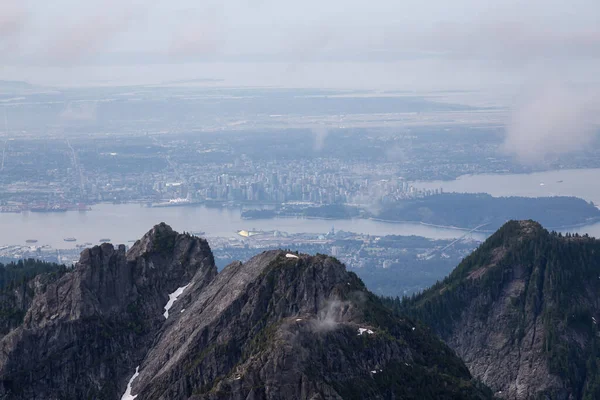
[164,284,190,319]
[286,253,299,259]
[121,366,140,400]
[358,328,374,336]
[181,309,185,313]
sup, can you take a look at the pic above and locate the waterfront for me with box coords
[2,167,600,250]
[0,203,491,249]
[413,168,600,205]
[1,200,600,250]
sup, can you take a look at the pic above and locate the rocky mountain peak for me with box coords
[403,220,600,399]
[0,224,492,400]
[0,224,218,399]
[126,249,489,399]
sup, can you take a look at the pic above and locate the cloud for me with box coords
[382,21,600,65]
[0,0,28,50]
[168,24,222,59]
[312,126,328,152]
[42,3,143,64]
[60,102,98,122]
[310,299,350,333]
[502,83,600,164]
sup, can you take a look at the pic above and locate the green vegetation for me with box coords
[396,220,600,399]
[332,360,492,400]
[376,193,600,230]
[0,259,66,292]
[151,223,178,253]
[0,259,66,332]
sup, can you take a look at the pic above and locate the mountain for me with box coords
[0,223,491,400]
[0,223,217,399]
[401,220,600,400]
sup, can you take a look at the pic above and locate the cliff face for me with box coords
[0,223,217,399]
[131,250,489,400]
[0,224,490,400]
[403,220,600,400]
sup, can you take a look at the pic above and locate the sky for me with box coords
[1,0,599,88]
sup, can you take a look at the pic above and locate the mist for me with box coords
[0,0,27,50]
[312,126,329,152]
[2,0,599,89]
[310,299,350,333]
[60,102,98,122]
[503,84,600,164]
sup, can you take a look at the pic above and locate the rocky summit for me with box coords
[0,223,217,400]
[0,223,489,400]
[402,220,600,400]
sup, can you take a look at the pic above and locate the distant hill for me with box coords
[0,81,33,90]
[376,193,600,230]
[399,220,600,399]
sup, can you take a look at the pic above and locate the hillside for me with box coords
[0,223,491,400]
[376,194,600,230]
[401,220,600,399]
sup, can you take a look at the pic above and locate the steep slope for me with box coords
[0,223,217,399]
[128,250,491,400]
[402,220,600,400]
[0,223,491,400]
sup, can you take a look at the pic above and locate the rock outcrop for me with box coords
[128,250,489,399]
[0,223,216,399]
[0,224,490,400]
[403,220,600,400]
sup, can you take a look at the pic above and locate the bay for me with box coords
[413,168,600,205]
[0,203,489,249]
[2,167,600,249]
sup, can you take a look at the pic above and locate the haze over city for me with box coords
[2,0,600,88]
[1,2,600,399]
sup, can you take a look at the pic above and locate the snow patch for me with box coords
[286,253,299,259]
[358,328,374,336]
[121,366,140,400]
[164,284,190,319]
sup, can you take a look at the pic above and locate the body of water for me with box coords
[414,168,600,205]
[0,203,489,249]
[2,168,600,250]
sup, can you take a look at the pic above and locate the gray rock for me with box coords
[0,223,216,399]
[0,225,489,400]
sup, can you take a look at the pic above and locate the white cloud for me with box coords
[503,83,600,164]
[0,0,28,51]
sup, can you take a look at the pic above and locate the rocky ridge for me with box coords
[0,223,216,399]
[403,220,600,400]
[0,223,489,400]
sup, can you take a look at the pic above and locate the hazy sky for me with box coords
[1,0,599,87]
